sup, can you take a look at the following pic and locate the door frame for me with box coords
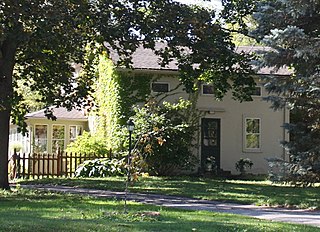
[200,118,221,172]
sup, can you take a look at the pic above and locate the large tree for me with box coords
[223,0,320,185]
[0,0,255,189]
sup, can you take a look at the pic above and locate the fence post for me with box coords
[22,153,26,179]
[64,151,68,177]
[47,153,50,178]
[57,148,61,177]
[16,151,21,179]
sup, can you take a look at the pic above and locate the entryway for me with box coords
[201,118,221,172]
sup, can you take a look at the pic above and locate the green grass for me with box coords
[19,176,320,209]
[1,188,319,232]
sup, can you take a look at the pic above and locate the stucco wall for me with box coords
[151,73,289,174]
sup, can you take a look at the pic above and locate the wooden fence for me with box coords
[10,150,111,179]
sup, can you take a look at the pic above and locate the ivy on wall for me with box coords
[92,52,154,150]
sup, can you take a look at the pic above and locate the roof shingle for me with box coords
[109,44,291,75]
[26,107,87,120]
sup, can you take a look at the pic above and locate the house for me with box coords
[9,45,290,174]
[106,45,290,174]
[9,107,88,155]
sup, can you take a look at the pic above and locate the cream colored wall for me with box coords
[151,74,289,174]
[197,93,288,174]
[26,119,88,154]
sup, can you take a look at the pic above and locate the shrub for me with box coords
[75,158,125,177]
[266,157,320,187]
[66,131,110,156]
[130,98,200,176]
[235,158,253,175]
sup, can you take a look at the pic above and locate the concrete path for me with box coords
[20,184,320,228]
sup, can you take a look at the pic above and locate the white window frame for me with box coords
[243,117,262,152]
[201,84,214,95]
[69,125,83,143]
[151,82,170,93]
[34,124,49,153]
[52,124,66,154]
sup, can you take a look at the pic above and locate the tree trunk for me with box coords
[0,39,16,189]
[0,110,11,189]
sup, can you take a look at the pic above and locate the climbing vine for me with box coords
[92,52,154,151]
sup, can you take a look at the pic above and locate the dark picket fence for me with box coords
[9,150,112,179]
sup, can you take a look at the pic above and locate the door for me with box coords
[201,118,221,172]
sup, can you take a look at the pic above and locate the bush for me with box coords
[266,157,320,187]
[75,158,125,177]
[235,158,253,175]
[130,98,200,176]
[66,131,110,156]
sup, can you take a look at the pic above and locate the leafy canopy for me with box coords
[224,0,320,185]
[0,0,256,189]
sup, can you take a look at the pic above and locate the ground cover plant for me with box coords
[19,176,320,209]
[1,188,319,232]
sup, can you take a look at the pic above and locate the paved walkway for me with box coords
[20,184,320,228]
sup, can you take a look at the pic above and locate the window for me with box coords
[244,118,261,150]
[151,82,169,93]
[251,86,262,96]
[34,125,48,153]
[52,125,65,154]
[202,84,214,95]
[69,125,83,143]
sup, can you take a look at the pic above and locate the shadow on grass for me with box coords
[1,191,319,232]
[18,176,320,208]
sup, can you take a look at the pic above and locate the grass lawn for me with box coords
[1,188,319,232]
[19,176,320,209]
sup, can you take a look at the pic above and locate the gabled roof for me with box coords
[26,107,87,121]
[109,43,178,71]
[109,43,290,75]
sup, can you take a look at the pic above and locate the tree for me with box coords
[223,0,320,185]
[0,0,96,189]
[0,0,255,189]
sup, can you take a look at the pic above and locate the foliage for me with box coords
[224,0,320,186]
[91,54,122,149]
[205,156,217,173]
[91,53,152,150]
[267,157,320,187]
[0,0,257,189]
[250,0,320,186]
[15,80,45,112]
[130,98,200,176]
[236,158,254,175]
[74,158,125,178]
[66,131,109,156]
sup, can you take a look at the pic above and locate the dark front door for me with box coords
[201,118,221,171]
